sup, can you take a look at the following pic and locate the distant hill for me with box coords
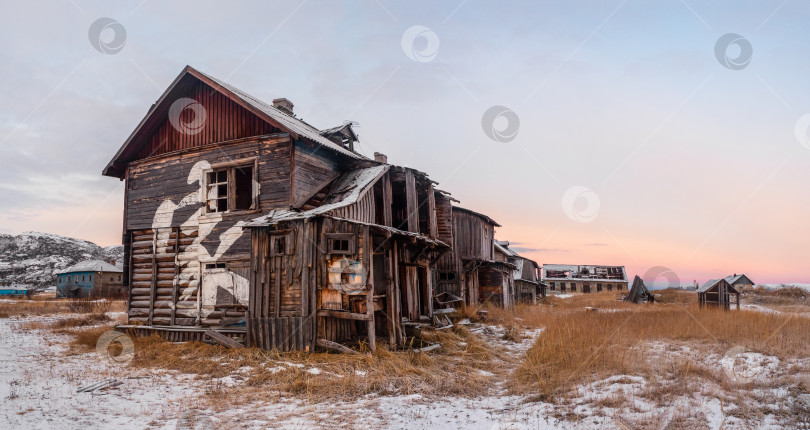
[0,232,123,290]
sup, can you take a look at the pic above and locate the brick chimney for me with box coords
[374,152,388,163]
[272,98,294,115]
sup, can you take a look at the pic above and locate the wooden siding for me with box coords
[452,209,495,261]
[127,135,291,231]
[136,78,277,160]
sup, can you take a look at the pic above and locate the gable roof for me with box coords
[58,260,122,275]
[698,278,739,294]
[103,65,365,178]
[724,274,754,286]
[452,206,501,227]
[245,165,388,227]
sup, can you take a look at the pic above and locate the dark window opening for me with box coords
[439,271,456,282]
[205,263,227,270]
[391,180,407,230]
[274,237,286,255]
[418,189,430,235]
[326,233,355,255]
[234,166,254,210]
[373,180,386,226]
[333,239,349,252]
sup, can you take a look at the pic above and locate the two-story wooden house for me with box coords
[103,66,450,352]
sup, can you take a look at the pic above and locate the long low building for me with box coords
[543,264,627,293]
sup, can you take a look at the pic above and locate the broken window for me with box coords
[205,164,255,213]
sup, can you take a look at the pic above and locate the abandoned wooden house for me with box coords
[624,275,654,303]
[494,241,545,304]
[724,273,755,291]
[698,278,740,310]
[543,264,627,293]
[433,207,518,309]
[102,65,463,352]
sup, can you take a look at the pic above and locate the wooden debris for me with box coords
[77,379,123,394]
[413,343,441,353]
[204,330,244,349]
[316,338,360,354]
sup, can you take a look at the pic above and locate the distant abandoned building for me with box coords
[494,241,545,304]
[724,274,755,291]
[543,264,627,293]
[698,278,740,310]
[56,260,124,298]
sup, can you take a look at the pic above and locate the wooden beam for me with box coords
[316,338,359,354]
[170,227,180,326]
[317,310,373,321]
[148,230,157,325]
[204,329,244,349]
[405,170,418,233]
[364,226,376,353]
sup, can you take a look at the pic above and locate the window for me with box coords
[326,233,355,255]
[205,263,227,270]
[560,282,566,292]
[110,276,114,282]
[118,276,121,281]
[271,236,286,256]
[205,163,255,213]
[550,282,556,290]
[89,275,93,282]
[439,271,456,282]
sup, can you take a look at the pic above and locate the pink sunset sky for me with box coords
[1,1,808,286]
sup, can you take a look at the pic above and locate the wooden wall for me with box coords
[127,135,292,231]
[451,209,495,261]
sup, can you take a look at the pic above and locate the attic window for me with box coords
[205,163,256,213]
[326,233,355,255]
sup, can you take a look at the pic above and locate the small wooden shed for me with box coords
[698,278,740,310]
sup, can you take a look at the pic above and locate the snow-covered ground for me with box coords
[1,307,808,429]
[0,314,202,429]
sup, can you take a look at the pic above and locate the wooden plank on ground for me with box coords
[204,330,244,349]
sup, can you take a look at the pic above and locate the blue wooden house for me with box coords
[56,260,124,298]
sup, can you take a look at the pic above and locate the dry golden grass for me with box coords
[0,298,125,318]
[506,299,810,400]
[125,325,504,406]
